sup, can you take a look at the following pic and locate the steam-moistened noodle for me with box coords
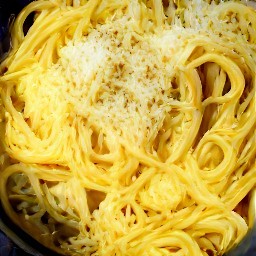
[0,0,255,255]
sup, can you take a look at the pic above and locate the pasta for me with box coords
[0,0,255,255]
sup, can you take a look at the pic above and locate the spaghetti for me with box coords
[0,0,255,255]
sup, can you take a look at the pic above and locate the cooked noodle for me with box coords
[0,0,255,255]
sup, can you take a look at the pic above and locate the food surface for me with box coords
[0,0,255,255]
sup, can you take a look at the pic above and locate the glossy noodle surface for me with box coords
[0,0,255,255]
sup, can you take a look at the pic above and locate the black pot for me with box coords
[0,202,60,256]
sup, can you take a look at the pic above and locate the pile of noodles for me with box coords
[0,0,255,255]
